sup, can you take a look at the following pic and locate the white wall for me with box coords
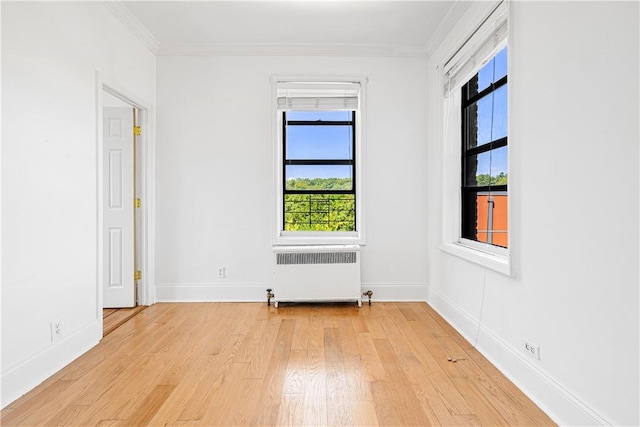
[426,2,639,425]
[1,2,156,407]
[155,55,429,302]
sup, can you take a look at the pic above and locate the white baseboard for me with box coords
[155,283,273,302]
[155,283,428,303]
[360,283,428,301]
[427,287,612,426]
[0,320,100,409]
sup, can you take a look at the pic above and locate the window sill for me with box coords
[440,241,512,276]
[274,231,364,247]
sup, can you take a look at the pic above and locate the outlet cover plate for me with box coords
[50,321,63,342]
[523,338,540,360]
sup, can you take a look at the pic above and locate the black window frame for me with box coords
[282,110,357,231]
[460,65,508,247]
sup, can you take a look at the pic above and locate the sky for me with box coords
[473,46,508,183]
[285,111,353,181]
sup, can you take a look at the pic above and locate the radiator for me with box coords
[272,245,362,307]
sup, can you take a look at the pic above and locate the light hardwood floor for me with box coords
[1,302,555,426]
[103,306,147,337]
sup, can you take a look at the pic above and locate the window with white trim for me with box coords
[273,79,365,245]
[441,2,511,274]
[461,47,508,248]
[283,110,356,231]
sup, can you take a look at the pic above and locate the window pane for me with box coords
[475,192,508,248]
[490,145,508,184]
[493,47,508,81]
[476,93,494,147]
[465,84,508,149]
[477,58,495,93]
[462,191,508,248]
[284,194,355,231]
[285,165,352,191]
[476,46,507,92]
[491,85,508,141]
[286,125,352,160]
[465,151,491,186]
[286,111,352,122]
[465,146,508,187]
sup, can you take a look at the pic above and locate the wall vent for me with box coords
[276,251,356,265]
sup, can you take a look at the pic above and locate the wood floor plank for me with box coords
[325,327,354,426]
[245,316,283,379]
[102,308,118,318]
[43,405,90,426]
[220,376,262,426]
[177,333,246,421]
[235,319,267,363]
[275,393,305,427]
[454,357,551,426]
[302,310,328,427]
[450,376,512,426]
[250,318,296,427]
[93,419,124,426]
[103,306,146,337]
[355,332,380,362]
[1,302,555,427]
[371,338,433,426]
[199,361,253,425]
[350,310,370,333]
[464,346,555,424]
[352,400,379,427]
[397,352,473,424]
[0,379,76,425]
[290,313,310,351]
[125,384,176,426]
[283,349,307,394]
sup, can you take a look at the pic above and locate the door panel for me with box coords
[103,107,135,308]
[108,150,123,208]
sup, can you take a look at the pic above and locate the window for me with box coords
[273,78,365,245]
[283,110,356,231]
[440,1,511,274]
[461,47,508,248]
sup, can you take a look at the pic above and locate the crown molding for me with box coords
[102,1,160,55]
[157,42,428,58]
[102,0,471,59]
[424,0,473,58]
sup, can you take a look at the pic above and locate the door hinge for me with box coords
[133,126,142,136]
[134,270,142,281]
[134,198,142,208]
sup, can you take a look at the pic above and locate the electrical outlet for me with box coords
[216,266,225,278]
[523,339,540,360]
[50,321,63,342]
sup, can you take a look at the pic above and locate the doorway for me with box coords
[99,85,150,335]
[96,76,155,336]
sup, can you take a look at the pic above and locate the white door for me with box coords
[103,107,136,308]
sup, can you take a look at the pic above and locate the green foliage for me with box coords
[285,178,355,231]
[475,172,508,186]
[286,177,352,191]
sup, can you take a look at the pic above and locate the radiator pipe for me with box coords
[266,288,274,306]
[362,290,373,305]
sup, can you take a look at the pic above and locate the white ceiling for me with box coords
[112,1,467,56]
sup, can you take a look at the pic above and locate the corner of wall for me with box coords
[0,321,101,409]
[426,286,613,426]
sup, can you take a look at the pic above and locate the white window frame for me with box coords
[440,1,513,276]
[272,75,367,246]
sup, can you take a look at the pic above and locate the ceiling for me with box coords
[110,1,468,56]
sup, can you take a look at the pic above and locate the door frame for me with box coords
[96,72,156,334]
